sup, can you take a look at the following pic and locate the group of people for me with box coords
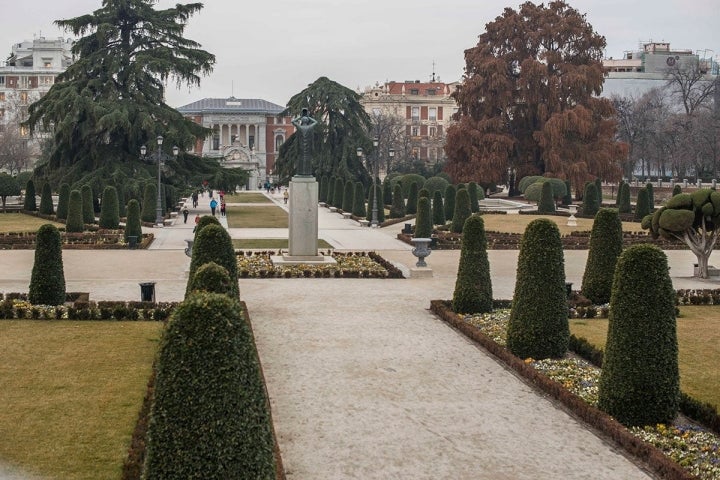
[181,189,226,226]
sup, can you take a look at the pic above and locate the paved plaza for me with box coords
[1,190,717,479]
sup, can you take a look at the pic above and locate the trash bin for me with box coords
[139,282,156,303]
[128,236,138,249]
[402,223,413,235]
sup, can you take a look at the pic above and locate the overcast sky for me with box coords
[0,0,717,109]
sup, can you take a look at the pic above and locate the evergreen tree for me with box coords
[414,196,433,238]
[672,184,682,196]
[55,183,70,220]
[444,184,456,221]
[65,190,84,233]
[582,182,599,216]
[116,186,126,217]
[452,215,492,313]
[186,224,238,298]
[581,208,623,304]
[646,182,655,212]
[39,182,54,215]
[383,178,393,207]
[406,182,419,215]
[618,182,631,214]
[507,219,568,359]
[23,179,37,211]
[389,184,405,218]
[341,179,354,212]
[193,215,221,241]
[81,184,95,224]
[598,244,679,427]
[418,188,430,200]
[634,187,650,221]
[537,181,556,213]
[594,177,603,206]
[319,175,328,203]
[467,182,480,213]
[327,175,336,206]
[562,180,572,205]
[432,190,445,226]
[141,183,157,223]
[28,224,66,306]
[332,177,344,208]
[99,186,120,229]
[124,199,142,242]
[352,181,366,218]
[450,188,471,233]
[187,262,232,295]
[615,180,624,206]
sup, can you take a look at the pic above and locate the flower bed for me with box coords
[0,297,176,321]
[432,301,718,480]
[0,230,153,249]
[236,251,403,278]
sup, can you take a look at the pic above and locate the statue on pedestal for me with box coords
[291,108,318,177]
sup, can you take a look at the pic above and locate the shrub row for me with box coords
[0,298,176,321]
[0,231,153,249]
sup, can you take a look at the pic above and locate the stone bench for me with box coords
[342,212,352,219]
[170,211,178,218]
[329,207,337,212]
[359,219,370,227]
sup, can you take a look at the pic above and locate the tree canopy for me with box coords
[444,1,625,190]
[276,77,373,183]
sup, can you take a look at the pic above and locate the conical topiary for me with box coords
[562,180,572,206]
[99,186,120,229]
[452,215,492,314]
[81,184,95,224]
[507,218,568,359]
[414,196,432,238]
[332,177,344,208]
[582,182,599,216]
[352,182,366,218]
[187,223,238,299]
[634,187,650,221]
[598,244,679,427]
[444,184,456,221]
[39,182,54,215]
[383,179,392,207]
[124,199,142,242]
[23,179,37,211]
[646,182,654,212]
[327,176,336,206]
[141,183,157,223]
[389,184,405,218]
[581,208,623,305]
[468,182,480,213]
[450,188,471,233]
[319,175,329,203]
[595,178,603,207]
[187,262,233,295]
[28,224,65,306]
[65,190,85,233]
[342,179,354,212]
[672,184,682,197]
[432,190,445,226]
[406,182,418,215]
[193,214,221,241]
[418,188,430,200]
[615,180,624,206]
[537,181,555,214]
[117,186,126,217]
[618,182,631,214]
[56,183,70,220]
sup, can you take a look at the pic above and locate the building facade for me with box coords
[177,97,294,189]
[360,79,459,167]
[0,37,74,166]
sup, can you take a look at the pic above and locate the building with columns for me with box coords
[177,97,294,189]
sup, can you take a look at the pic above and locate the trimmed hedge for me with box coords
[332,177,344,209]
[81,184,95,224]
[598,244,679,427]
[124,199,143,242]
[450,188,471,233]
[56,183,70,220]
[467,182,480,213]
[406,182,418,215]
[414,197,432,238]
[452,215,492,314]
[193,214,221,241]
[187,261,233,295]
[28,224,66,306]
[187,223,238,299]
[327,176,336,206]
[432,190,445,226]
[383,178,392,207]
[141,184,157,223]
[143,293,276,479]
[618,182,631,214]
[399,173,425,198]
[23,180,37,211]
[537,181,555,213]
[422,176,449,198]
[389,184,405,218]
[507,218,568,359]
[443,184,456,221]
[635,187,650,221]
[581,208,623,305]
[582,182,599,216]
[341,179,354,212]
[66,190,85,233]
[352,182,366,218]
[99,186,120,229]
[319,175,328,203]
[39,182,54,215]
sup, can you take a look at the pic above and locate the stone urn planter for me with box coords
[411,238,432,267]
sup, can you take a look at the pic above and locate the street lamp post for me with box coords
[140,135,179,227]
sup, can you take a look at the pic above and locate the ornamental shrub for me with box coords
[615,180,624,206]
[582,182,599,216]
[518,175,543,193]
[595,178,603,206]
[444,184,456,221]
[422,176,449,197]
[634,187,650,221]
[389,184,405,218]
[81,184,95,224]
[507,218,568,359]
[39,182,54,215]
[581,208,623,305]
[598,244,679,427]
[418,188,430,200]
[193,214,222,241]
[28,224,65,306]
[537,181,555,213]
[124,199,142,242]
[319,175,328,203]
[383,178,393,206]
[65,190,85,233]
[56,183,70,220]
[187,223,238,299]
[432,190,445,226]
[452,215,492,314]
[672,184,682,197]
[24,179,37,211]
[414,196,432,238]
[141,183,157,223]
[468,182,480,213]
[406,182,418,215]
[99,186,120,229]
[143,292,276,479]
[450,188,471,233]
[618,182,631,213]
[327,175,336,205]
[187,262,233,295]
[332,177,344,208]
[562,180,572,205]
[352,182,366,217]
[342,179,354,212]
[399,173,425,198]
[646,182,654,212]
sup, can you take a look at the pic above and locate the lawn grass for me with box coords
[480,214,645,235]
[0,213,64,233]
[0,321,163,480]
[226,205,288,228]
[569,305,720,408]
[232,238,333,249]
[223,192,272,204]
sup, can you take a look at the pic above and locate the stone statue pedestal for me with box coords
[272,175,336,266]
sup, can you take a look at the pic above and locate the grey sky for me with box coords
[1,0,717,108]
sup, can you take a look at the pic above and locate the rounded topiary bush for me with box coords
[99,186,120,229]
[672,184,682,197]
[518,175,543,193]
[634,187,650,221]
[582,182,599,216]
[24,179,37,211]
[141,183,157,223]
[124,199,143,242]
[389,184,405,218]
[188,261,232,295]
[81,184,95,224]
[193,214,221,240]
[418,187,430,200]
[537,181,556,213]
[406,182,418,215]
[422,176,449,198]
[143,292,276,479]
[28,224,66,306]
[598,244,679,427]
[432,190,445,226]
[399,173,425,198]
[581,208,622,305]
[414,196,432,238]
[39,182,54,215]
[444,184,456,222]
[352,181,366,218]
[55,183,70,220]
[450,188,471,233]
[507,218,568,359]
[65,190,85,233]
[452,215,492,314]
[187,223,238,298]
[342,179,354,212]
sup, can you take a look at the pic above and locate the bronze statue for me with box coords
[291,108,318,176]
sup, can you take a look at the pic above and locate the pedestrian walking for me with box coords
[192,192,198,208]
[193,214,200,232]
[210,198,218,216]
[220,201,226,217]
[182,205,189,223]
[283,189,289,204]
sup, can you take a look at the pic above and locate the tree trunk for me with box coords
[696,254,710,279]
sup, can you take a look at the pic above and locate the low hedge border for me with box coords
[430,300,694,480]
[0,297,177,321]
[0,231,153,249]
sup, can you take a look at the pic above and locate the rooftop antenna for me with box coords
[231,80,234,98]
[431,60,436,82]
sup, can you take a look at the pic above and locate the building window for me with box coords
[410,89,419,95]
[429,107,437,121]
[212,132,220,150]
[0,76,4,86]
[19,76,29,89]
[275,135,284,152]
[411,107,419,121]
[42,58,52,68]
[249,135,255,150]
[0,92,4,101]
[20,125,29,137]
[411,126,420,137]
[0,108,4,118]
[426,89,436,95]
[429,126,436,138]
[19,92,28,104]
